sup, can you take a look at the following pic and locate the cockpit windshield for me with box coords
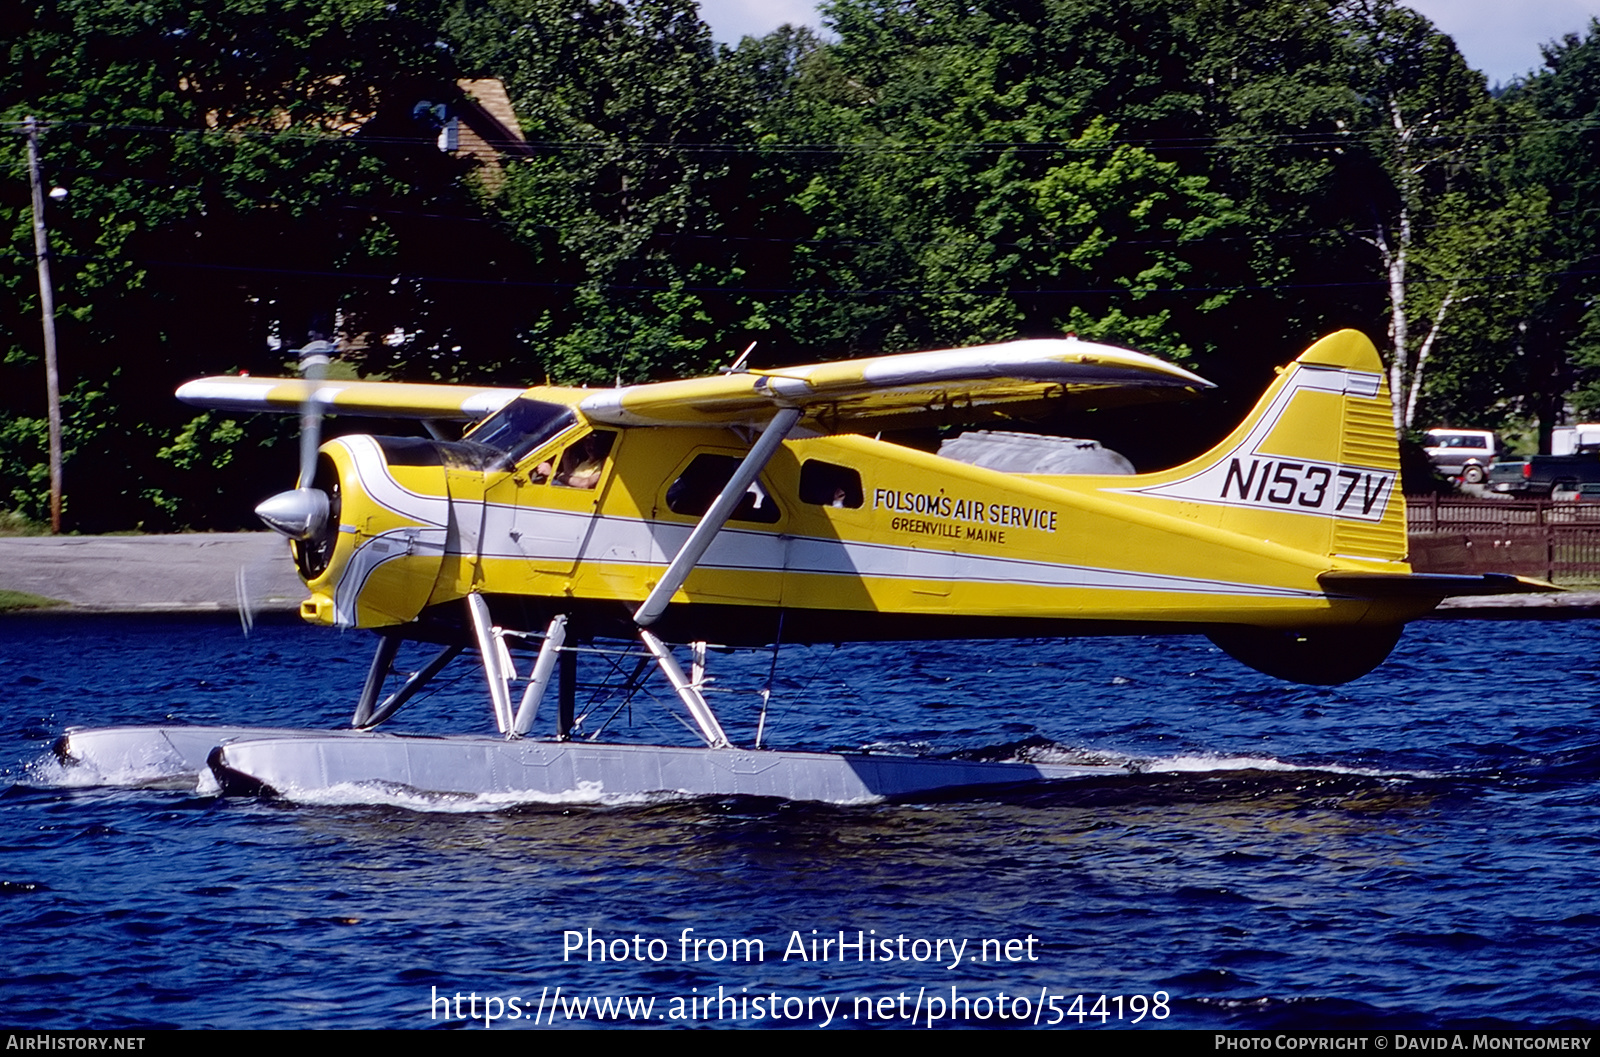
[463,397,577,467]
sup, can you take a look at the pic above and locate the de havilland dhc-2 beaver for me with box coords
[56,329,1550,802]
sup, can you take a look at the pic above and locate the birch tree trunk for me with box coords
[1381,207,1411,437]
[1403,286,1458,431]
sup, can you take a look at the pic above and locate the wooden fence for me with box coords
[1405,494,1600,581]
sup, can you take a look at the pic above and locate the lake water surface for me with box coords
[2,615,1597,1029]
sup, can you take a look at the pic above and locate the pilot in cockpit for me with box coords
[554,432,615,489]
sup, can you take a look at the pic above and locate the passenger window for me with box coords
[666,454,781,523]
[799,460,864,508]
[553,431,616,490]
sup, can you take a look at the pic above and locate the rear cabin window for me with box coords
[798,460,864,508]
[666,454,781,523]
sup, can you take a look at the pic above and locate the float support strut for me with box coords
[640,629,730,748]
[512,615,567,737]
[467,593,514,734]
[557,645,576,740]
[351,633,402,728]
[360,644,461,730]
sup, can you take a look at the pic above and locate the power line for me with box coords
[44,247,1599,299]
[9,110,1598,156]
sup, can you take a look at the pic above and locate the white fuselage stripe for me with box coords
[470,506,1325,600]
[332,439,1330,620]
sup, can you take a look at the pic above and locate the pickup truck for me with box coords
[1487,454,1600,497]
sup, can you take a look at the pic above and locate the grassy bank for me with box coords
[0,589,66,612]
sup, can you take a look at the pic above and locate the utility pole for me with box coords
[25,115,63,534]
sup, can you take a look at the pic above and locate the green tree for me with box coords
[447,0,772,384]
[736,0,1248,365]
[2,0,1566,532]
[1398,186,1556,432]
[1502,21,1600,443]
[1332,0,1501,435]
[0,0,524,530]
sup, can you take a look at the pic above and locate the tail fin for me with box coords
[1124,331,1406,564]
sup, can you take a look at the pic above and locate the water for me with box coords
[2,615,1597,1029]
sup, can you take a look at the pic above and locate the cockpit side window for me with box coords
[553,431,616,489]
[462,398,577,467]
[665,454,782,523]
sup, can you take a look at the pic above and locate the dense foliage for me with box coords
[3,0,1598,529]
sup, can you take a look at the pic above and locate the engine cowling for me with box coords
[261,436,468,628]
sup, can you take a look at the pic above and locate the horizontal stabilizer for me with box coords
[1318,571,1561,597]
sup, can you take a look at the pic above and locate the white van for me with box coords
[1423,428,1499,484]
[1551,423,1600,456]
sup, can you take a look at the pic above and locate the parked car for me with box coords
[1548,481,1600,520]
[1423,428,1500,484]
[1551,481,1600,502]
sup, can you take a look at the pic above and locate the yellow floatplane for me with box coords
[57,330,1546,801]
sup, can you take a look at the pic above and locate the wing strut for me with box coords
[633,406,801,627]
[628,406,800,750]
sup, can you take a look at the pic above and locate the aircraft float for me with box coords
[56,330,1548,802]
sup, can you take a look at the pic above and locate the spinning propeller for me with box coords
[253,339,335,542]
[235,338,341,634]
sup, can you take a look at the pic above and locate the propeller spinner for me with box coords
[254,486,329,541]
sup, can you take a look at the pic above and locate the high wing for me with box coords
[579,337,1212,430]
[176,376,525,421]
[177,337,1211,434]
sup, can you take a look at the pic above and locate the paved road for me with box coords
[0,533,303,615]
[0,532,1596,618]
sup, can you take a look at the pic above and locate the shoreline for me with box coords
[2,532,1597,620]
[0,532,302,617]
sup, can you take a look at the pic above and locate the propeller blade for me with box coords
[296,339,334,488]
[234,552,305,636]
[236,565,254,637]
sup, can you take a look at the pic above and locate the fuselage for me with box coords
[293,379,1424,647]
